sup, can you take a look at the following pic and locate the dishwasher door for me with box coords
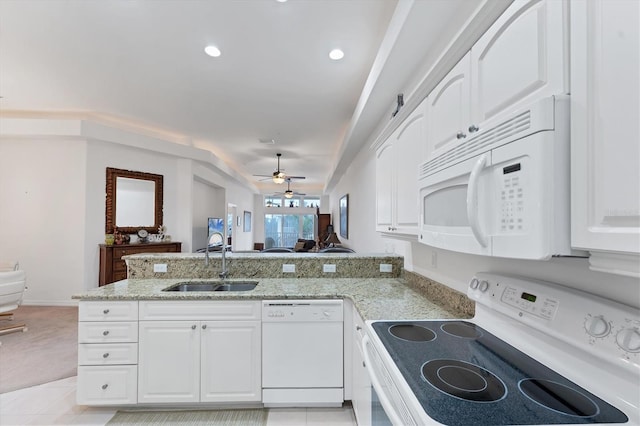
[262,300,344,406]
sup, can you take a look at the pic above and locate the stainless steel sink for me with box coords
[162,281,258,292]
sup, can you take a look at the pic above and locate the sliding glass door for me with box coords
[265,214,316,248]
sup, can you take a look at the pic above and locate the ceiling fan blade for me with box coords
[285,176,306,180]
[253,174,273,178]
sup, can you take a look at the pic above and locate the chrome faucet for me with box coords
[205,231,228,279]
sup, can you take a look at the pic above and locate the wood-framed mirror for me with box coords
[105,167,163,234]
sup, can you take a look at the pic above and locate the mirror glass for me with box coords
[106,167,163,234]
[115,177,155,227]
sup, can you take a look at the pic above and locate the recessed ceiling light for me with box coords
[204,45,221,57]
[329,49,344,61]
[276,0,288,2]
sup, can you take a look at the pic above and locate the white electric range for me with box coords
[364,273,639,425]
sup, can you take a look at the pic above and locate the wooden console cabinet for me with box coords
[99,242,181,286]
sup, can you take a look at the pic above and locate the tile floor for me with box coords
[0,376,357,425]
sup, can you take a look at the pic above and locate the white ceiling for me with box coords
[0,0,479,194]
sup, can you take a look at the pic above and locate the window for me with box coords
[303,197,320,208]
[265,214,316,248]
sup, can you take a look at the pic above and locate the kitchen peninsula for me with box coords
[73,252,473,408]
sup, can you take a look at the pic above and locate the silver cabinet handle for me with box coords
[191,325,197,330]
[102,330,109,336]
[356,325,362,331]
[102,384,108,390]
[468,124,480,133]
[103,353,109,358]
[456,131,467,139]
[202,324,207,330]
[103,309,110,314]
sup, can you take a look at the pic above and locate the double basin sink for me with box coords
[163,281,258,292]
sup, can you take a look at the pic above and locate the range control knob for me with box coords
[469,278,479,289]
[616,327,640,353]
[584,315,611,338]
[479,280,489,292]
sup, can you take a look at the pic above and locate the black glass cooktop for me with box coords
[371,320,628,425]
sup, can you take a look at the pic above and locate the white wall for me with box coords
[0,138,87,304]
[192,178,224,252]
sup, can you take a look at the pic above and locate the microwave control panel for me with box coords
[500,162,524,233]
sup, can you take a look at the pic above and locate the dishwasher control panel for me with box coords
[262,300,343,322]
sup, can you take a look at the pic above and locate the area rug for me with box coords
[107,409,268,425]
[0,305,78,393]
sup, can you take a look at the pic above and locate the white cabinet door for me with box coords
[138,321,200,403]
[426,52,472,159]
[201,320,261,402]
[570,0,640,275]
[471,0,566,124]
[376,100,426,236]
[375,141,394,233]
[351,311,371,426]
[394,103,426,235]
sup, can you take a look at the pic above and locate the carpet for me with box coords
[107,409,268,425]
[0,305,78,393]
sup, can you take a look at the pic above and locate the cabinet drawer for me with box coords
[78,322,138,343]
[139,300,261,320]
[77,365,137,405]
[79,301,138,321]
[113,259,127,274]
[78,343,138,365]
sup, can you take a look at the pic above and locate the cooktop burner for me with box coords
[388,324,436,342]
[422,359,506,402]
[372,320,628,425]
[441,321,483,339]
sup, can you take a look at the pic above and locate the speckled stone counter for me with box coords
[73,276,472,321]
[124,252,404,280]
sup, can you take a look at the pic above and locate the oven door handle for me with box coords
[467,153,489,248]
[362,335,405,426]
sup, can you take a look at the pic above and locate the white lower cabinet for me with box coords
[351,306,371,426]
[137,301,261,404]
[77,301,139,405]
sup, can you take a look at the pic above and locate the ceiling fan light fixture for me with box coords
[272,171,286,184]
[284,190,294,199]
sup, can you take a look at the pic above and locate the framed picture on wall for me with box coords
[339,194,348,239]
[243,211,251,232]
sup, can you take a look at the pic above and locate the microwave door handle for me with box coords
[467,154,489,247]
[362,335,406,426]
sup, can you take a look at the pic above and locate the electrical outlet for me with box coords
[379,264,393,273]
[282,264,296,273]
[323,264,336,273]
[153,264,167,273]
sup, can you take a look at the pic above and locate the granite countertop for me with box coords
[73,277,463,321]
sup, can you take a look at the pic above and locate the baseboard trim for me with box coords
[22,299,78,307]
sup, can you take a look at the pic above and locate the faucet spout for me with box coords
[206,231,228,279]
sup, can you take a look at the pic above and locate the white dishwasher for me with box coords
[262,299,343,407]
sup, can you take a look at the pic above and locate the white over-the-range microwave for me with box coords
[418,95,583,260]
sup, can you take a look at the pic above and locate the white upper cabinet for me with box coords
[425,0,568,162]
[570,0,640,277]
[471,0,567,125]
[426,53,472,159]
[375,99,426,236]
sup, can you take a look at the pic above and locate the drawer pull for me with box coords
[192,325,197,330]
[356,325,362,331]
[103,309,110,314]
[103,353,110,358]
[102,384,108,390]
[202,324,207,330]
[103,330,110,336]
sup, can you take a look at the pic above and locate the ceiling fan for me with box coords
[274,178,306,199]
[253,153,306,184]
